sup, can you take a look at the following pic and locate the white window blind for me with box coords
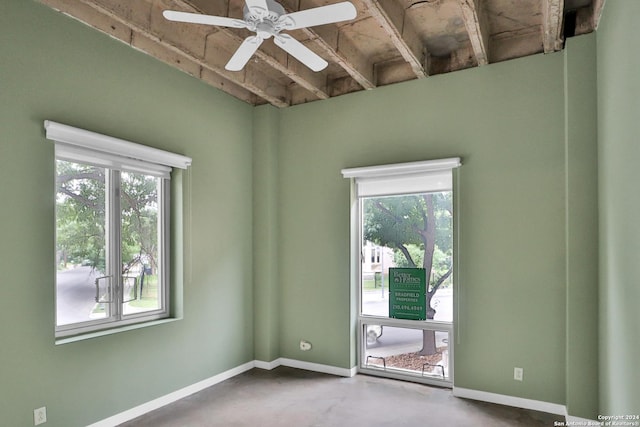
[44,121,192,179]
[341,157,461,197]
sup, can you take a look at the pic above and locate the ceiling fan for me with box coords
[163,0,357,72]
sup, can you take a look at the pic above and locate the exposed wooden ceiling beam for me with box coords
[591,0,606,30]
[574,0,605,35]
[360,0,426,78]
[459,0,489,66]
[278,0,376,90]
[41,0,289,107]
[174,0,329,100]
[39,0,604,107]
[542,0,564,53]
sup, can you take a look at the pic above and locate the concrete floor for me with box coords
[120,367,565,427]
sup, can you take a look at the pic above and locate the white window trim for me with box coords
[341,157,461,198]
[341,157,461,179]
[46,121,191,340]
[45,121,192,171]
[342,157,462,387]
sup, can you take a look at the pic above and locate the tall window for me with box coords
[343,158,460,386]
[46,121,191,338]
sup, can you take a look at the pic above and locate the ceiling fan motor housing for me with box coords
[244,0,288,37]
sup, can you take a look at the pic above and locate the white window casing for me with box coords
[341,157,461,197]
[342,157,461,387]
[46,120,191,340]
[45,120,192,178]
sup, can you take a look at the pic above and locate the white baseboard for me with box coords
[254,359,281,370]
[91,361,577,427]
[453,387,567,416]
[255,357,356,377]
[87,361,255,427]
[90,358,356,426]
[566,415,600,424]
[278,358,357,377]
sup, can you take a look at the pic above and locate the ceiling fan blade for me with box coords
[278,1,357,31]
[225,36,264,71]
[244,0,270,17]
[163,10,246,28]
[274,34,328,72]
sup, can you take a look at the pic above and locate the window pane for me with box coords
[120,172,161,315]
[361,192,453,322]
[363,324,450,380]
[56,160,108,326]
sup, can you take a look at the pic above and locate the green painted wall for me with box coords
[564,33,599,419]
[597,0,640,414]
[0,0,607,422]
[0,1,254,426]
[253,106,281,363]
[275,45,598,405]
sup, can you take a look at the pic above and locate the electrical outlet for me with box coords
[299,340,312,351]
[514,367,524,381]
[34,407,47,425]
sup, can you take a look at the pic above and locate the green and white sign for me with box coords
[389,268,426,320]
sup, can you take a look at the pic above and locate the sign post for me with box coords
[389,268,426,320]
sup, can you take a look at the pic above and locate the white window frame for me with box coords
[46,121,191,339]
[342,157,461,387]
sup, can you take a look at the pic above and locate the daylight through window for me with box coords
[46,121,191,338]
[343,157,461,386]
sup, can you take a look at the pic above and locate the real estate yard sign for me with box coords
[389,268,426,320]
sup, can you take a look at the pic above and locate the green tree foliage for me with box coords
[120,172,159,274]
[56,161,106,271]
[363,192,453,355]
[392,244,424,269]
[392,244,451,288]
[56,160,158,275]
[363,192,453,314]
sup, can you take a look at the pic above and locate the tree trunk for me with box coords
[419,329,437,355]
[419,294,438,355]
[418,194,439,356]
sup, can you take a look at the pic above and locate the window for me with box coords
[360,192,453,320]
[370,245,381,264]
[342,158,460,386]
[46,121,191,338]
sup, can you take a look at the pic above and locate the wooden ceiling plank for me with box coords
[131,30,201,77]
[243,65,290,106]
[174,0,329,100]
[201,36,289,107]
[40,0,133,43]
[310,25,375,89]
[60,0,288,107]
[542,0,564,53]
[459,0,489,66]
[200,67,264,105]
[329,75,363,97]
[591,0,605,30]
[278,0,375,89]
[40,0,255,104]
[575,0,605,36]
[175,0,231,18]
[360,0,425,78]
[133,32,281,106]
[284,56,330,100]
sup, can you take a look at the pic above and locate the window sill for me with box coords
[55,317,181,345]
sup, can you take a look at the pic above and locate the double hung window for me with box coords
[46,121,191,338]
